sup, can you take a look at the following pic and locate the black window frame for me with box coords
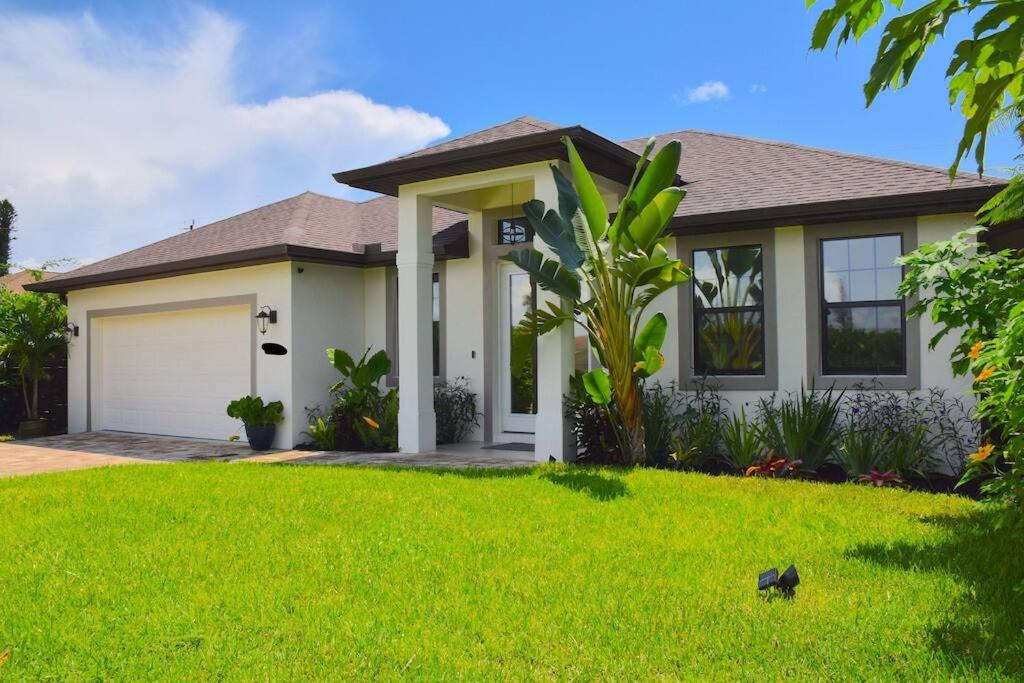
[691,243,767,377]
[818,233,906,376]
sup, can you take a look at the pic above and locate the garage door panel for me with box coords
[98,305,251,440]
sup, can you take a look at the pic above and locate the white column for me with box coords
[397,190,437,453]
[533,166,575,462]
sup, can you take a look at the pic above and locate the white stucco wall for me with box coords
[290,261,366,446]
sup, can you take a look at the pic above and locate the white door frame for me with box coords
[496,261,536,440]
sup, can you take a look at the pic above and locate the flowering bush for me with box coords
[899,228,1024,526]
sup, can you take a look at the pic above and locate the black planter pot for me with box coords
[244,424,277,451]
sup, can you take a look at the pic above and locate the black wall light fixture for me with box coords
[255,306,277,334]
[65,323,79,341]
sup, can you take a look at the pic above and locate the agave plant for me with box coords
[501,136,690,465]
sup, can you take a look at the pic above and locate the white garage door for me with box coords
[98,305,252,440]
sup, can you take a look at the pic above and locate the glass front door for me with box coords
[499,263,537,435]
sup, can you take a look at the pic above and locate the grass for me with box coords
[0,463,1022,679]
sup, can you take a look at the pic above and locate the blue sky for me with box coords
[2,0,1017,268]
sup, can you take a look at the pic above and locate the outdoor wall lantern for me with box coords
[255,306,277,335]
[64,322,79,341]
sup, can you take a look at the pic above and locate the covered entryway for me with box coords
[91,302,254,440]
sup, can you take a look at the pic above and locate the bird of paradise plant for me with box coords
[501,136,690,465]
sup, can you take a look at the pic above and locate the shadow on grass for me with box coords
[540,469,629,501]
[846,508,1024,677]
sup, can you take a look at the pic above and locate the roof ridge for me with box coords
[284,192,315,243]
[639,129,1002,185]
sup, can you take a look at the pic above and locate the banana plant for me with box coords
[501,136,690,465]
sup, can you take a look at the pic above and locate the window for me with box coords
[692,245,765,375]
[574,321,596,375]
[498,217,533,245]
[819,234,904,375]
[386,269,443,384]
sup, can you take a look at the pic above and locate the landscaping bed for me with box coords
[0,463,1020,679]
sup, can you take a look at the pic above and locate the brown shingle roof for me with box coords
[619,130,1002,226]
[395,116,562,160]
[31,117,1009,294]
[0,270,57,293]
[33,192,465,292]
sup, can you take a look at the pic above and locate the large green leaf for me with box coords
[327,348,355,377]
[581,368,612,405]
[522,199,584,271]
[634,313,668,359]
[627,187,686,252]
[633,345,665,379]
[521,301,575,336]
[563,136,608,242]
[628,140,682,215]
[500,248,581,300]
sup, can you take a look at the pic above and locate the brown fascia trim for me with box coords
[332,126,644,195]
[668,184,1003,236]
[26,228,470,294]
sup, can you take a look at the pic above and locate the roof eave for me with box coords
[670,184,1002,235]
[333,126,643,195]
[26,226,471,294]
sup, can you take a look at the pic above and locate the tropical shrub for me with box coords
[642,382,689,465]
[503,136,690,465]
[898,230,1024,523]
[757,384,844,472]
[669,380,726,470]
[565,375,621,464]
[721,406,766,472]
[304,409,338,451]
[434,377,479,444]
[324,347,398,451]
[0,288,67,421]
[226,396,284,427]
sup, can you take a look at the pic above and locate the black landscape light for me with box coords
[777,564,800,596]
[758,564,799,598]
[758,568,779,592]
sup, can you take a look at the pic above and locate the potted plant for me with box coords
[226,395,284,451]
[0,288,68,439]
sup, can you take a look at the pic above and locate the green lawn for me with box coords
[0,463,1021,680]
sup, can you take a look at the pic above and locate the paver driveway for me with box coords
[0,431,264,477]
[0,432,535,476]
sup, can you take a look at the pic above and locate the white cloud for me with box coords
[0,8,450,267]
[680,80,730,104]
[750,83,768,94]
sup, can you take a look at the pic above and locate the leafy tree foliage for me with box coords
[0,200,15,277]
[808,0,1024,222]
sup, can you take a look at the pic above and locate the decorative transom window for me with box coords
[692,245,765,375]
[820,234,904,375]
[498,217,533,245]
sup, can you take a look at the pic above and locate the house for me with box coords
[28,116,1008,458]
[1,270,58,293]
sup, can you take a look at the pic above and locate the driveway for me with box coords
[0,431,536,477]
[0,431,267,477]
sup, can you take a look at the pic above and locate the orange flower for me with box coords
[974,366,995,383]
[362,416,380,430]
[968,341,984,360]
[969,444,995,463]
